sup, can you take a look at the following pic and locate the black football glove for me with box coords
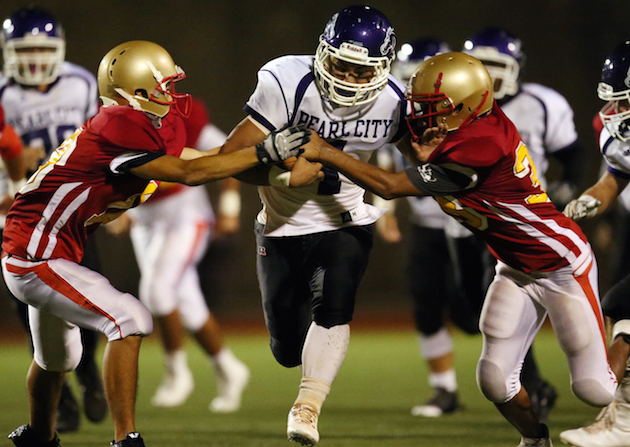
[256,125,310,164]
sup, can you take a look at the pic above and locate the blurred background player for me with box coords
[457,26,586,422]
[560,39,630,447]
[219,5,406,445]
[377,37,477,417]
[0,6,106,432]
[107,96,249,412]
[0,102,25,216]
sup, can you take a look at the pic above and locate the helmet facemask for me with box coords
[2,35,65,86]
[314,39,391,107]
[598,82,630,142]
[465,46,519,100]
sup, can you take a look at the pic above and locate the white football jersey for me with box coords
[246,55,407,236]
[599,126,630,210]
[0,61,98,155]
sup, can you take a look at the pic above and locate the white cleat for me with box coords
[560,401,630,447]
[287,404,319,446]
[151,366,194,407]
[209,356,250,413]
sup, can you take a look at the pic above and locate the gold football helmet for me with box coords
[97,40,190,118]
[407,52,493,139]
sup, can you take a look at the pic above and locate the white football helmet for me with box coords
[1,7,66,86]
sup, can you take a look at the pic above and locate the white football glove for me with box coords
[562,195,602,220]
[256,125,310,164]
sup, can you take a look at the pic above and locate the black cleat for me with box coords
[110,432,145,447]
[530,381,558,424]
[55,381,80,433]
[76,361,108,423]
[8,424,61,447]
[410,387,459,417]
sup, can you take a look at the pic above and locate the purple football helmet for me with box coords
[598,41,630,141]
[462,27,523,100]
[392,37,451,85]
[314,5,396,107]
[1,6,66,86]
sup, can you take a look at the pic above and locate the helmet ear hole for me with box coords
[135,89,149,99]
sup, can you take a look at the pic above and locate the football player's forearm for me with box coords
[183,148,260,185]
[584,171,628,214]
[319,146,397,199]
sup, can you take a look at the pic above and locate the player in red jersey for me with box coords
[2,40,310,447]
[300,52,619,447]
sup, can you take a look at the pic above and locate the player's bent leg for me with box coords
[256,228,312,368]
[545,271,615,408]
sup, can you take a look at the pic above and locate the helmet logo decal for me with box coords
[434,72,443,91]
[324,13,338,40]
[380,27,395,56]
[624,66,630,88]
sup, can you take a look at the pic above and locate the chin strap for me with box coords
[113,88,144,113]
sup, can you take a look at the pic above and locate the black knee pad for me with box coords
[270,337,302,368]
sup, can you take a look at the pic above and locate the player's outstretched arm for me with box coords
[563,171,628,220]
[130,125,309,185]
[302,133,420,199]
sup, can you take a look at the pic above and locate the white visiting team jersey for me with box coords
[245,55,407,237]
[599,125,630,205]
[0,62,98,154]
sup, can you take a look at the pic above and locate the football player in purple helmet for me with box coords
[1,7,65,87]
[219,5,406,446]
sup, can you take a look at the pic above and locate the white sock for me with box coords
[301,322,350,384]
[210,347,236,378]
[419,327,453,360]
[164,349,188,373]
[428,369,457,393]
[294,377,331,415]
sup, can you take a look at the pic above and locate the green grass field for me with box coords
[0,327,604,446]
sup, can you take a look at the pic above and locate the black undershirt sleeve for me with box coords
[113,152,165,175]
[404,162,477,196]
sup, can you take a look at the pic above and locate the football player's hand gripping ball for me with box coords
[256,125,311,164]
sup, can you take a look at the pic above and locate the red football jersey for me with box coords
[411,103,591,274]
[2,106,186,263]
